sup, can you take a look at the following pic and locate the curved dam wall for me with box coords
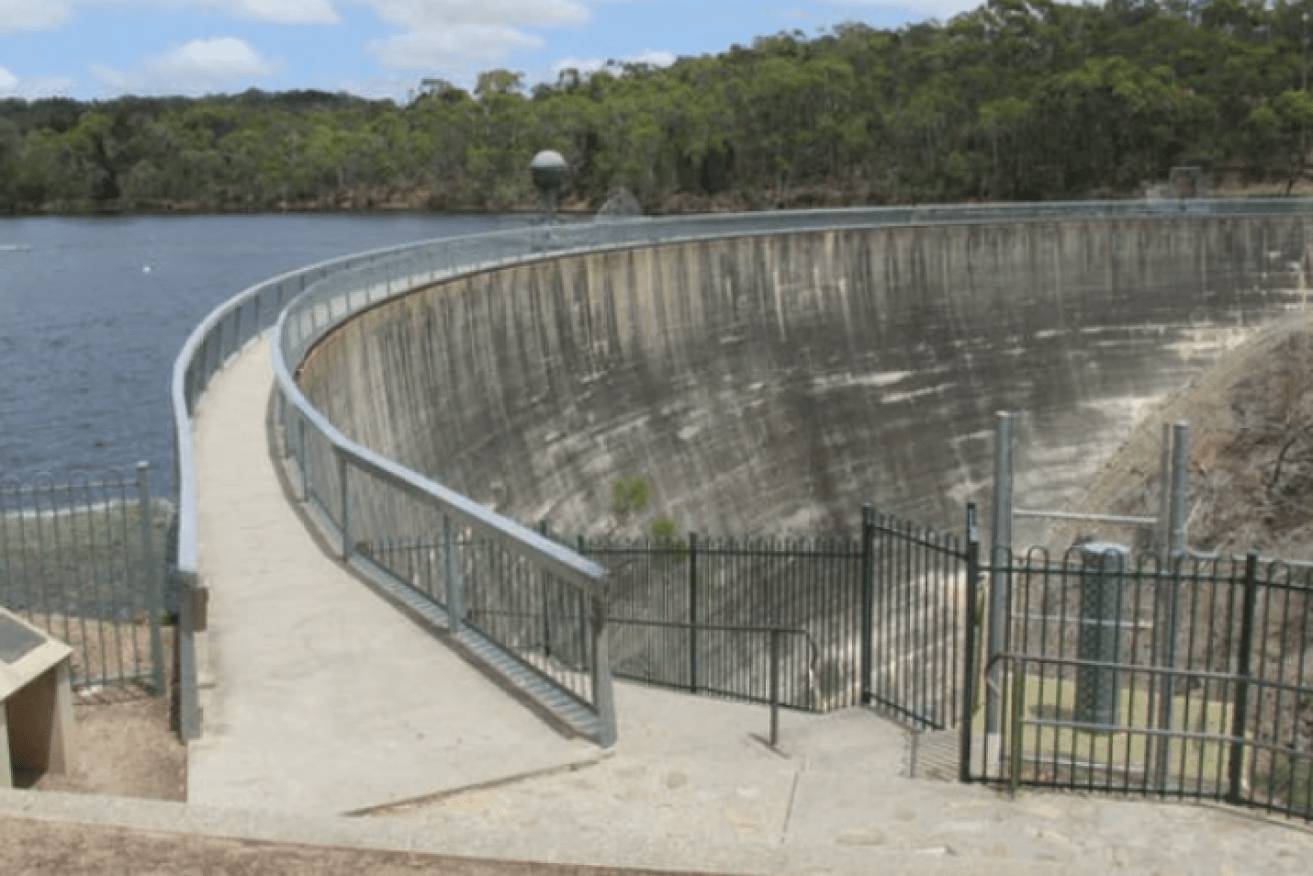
[298,215,1313,537]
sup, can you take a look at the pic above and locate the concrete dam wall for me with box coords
[297,215,1313,538]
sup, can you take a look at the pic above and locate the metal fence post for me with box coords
[1157,423,1173,564]
[689,531,699,694]
[1154,421,1190,788]
[445,515,465,632]
[961,503,980,783]
[860,503,876,706]
[1227,552,1260,805]
[987,412,1014,750]
[770,627,782,747]
[136,463,166,697]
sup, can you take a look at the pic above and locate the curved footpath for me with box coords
[2,334,1312,874]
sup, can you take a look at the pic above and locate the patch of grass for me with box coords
[981,671,1235,789]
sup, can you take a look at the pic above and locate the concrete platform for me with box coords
[188,337,598,816]
[3,681,1312,874]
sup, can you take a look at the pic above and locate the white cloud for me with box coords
[370,24,542,71]
[366,0,589,30]
[366,0,591,74]
[627,49,675,68]
[94,36,275,95]
[0,68,77,99]
[551,48,675,79]
[0,0,74,33]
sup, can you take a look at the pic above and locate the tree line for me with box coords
[2,0,1313,215]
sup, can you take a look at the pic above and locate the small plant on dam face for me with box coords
[610,476,685,550]
[649,515,681,548]
[611,476,652,529]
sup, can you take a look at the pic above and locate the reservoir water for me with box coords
[0,213,517,494]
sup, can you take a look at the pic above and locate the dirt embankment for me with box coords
[1058,309,1313,563]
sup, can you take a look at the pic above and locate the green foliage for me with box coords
[611,476,652,527]
[649,515,680,545]
[5,2,1313,214]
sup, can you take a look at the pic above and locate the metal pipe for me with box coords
[1014,510,1157,526]
[1154,421,1190,789]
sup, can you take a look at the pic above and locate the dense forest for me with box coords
[3,0,1313,214]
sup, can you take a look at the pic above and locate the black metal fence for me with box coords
[569,506,967,730]
[578,530,856,711]
[0,466,169,693]
[966,545,1313,822]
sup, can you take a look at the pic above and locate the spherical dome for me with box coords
[530,150,569,197]
[530,150,567,171]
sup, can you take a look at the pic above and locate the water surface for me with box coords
[0,213,516,493]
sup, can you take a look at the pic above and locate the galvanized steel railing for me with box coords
[174,197,1313,744]
[169,241,453,741]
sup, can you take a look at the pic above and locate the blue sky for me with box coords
[0,1,979,102]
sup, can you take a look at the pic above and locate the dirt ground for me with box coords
[0,818,694,876]
[19,684,187,801]
[1051,310,1313,563]
[12,625,186,801]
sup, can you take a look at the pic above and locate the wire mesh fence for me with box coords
[0,466,169,693]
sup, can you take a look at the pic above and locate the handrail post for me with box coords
[176,569,201,741]
[860,503,876,706]
[961,503,980,783]
[337,450,350,561]
[296,413,308,502]
[136,462,166,697]
[445,516,465,633]
[1227,552,1260,805]
[591,589,617,747]
[540,520,552,658]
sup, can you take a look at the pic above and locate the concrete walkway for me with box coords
[164,334,1313,873]
[4,682,1312,874]
[188,337,598,816]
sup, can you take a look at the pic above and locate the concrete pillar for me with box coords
[1076,542,1130,727]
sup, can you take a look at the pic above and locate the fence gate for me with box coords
[864,506,970,730]
[969,548,1313,823]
